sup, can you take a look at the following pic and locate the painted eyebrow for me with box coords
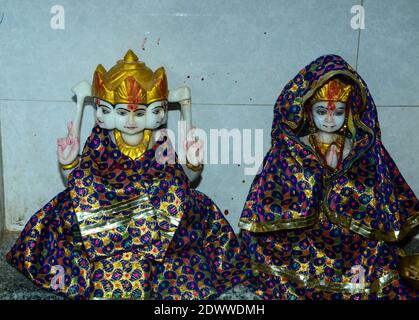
[98,104,112,109]
[314,105,345,110]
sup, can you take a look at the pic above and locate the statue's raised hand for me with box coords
[184,127,204,167]
[57,121,80,166]
[169,86,192,136]
[168,86,202,171]
[57,81,91,168]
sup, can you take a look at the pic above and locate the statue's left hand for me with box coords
[57,121,80,166]
[184,128,204,167]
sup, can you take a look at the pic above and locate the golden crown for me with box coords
[310,78,352,104]
[92,49,168,105]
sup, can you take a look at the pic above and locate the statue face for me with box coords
[95,98,115,130]
[114,104,147,135]
[99,99,167,135]
[145,101,168,130]
[312,101,346,133]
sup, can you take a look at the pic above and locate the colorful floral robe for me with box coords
[7,127,249,300]
[239,54,419,300]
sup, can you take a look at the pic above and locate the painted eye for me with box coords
[153,107,163,115]
[316,110,326,115]
[135,112,146,117]
[335,112,344,116]
[102,108,110,115]
[117,110,128,116]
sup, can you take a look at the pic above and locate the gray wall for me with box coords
[0,0,418,234]
[0,102,4,240]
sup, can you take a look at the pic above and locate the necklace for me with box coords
[114,129,152,160]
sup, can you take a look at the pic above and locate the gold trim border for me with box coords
[79,208,156,236]
[77,194,151,222]
[238,215,318,233]
[323,195,419,242]
[239,209,419,242]
[253,262,399,295]
[76,194,182,238]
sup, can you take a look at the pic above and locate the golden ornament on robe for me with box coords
[311,135,345,157]
[398,254,419,289]
[92,49,168,105]
[114,129,152,160]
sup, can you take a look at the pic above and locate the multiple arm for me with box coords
[168,86,204,182]
[57,82,203,183]
[57,81,91,181]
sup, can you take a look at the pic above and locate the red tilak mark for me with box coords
[327,101,336,111]
[127,104,139,111]
[141,37,148,50]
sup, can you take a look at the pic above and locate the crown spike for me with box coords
[95,64,107,74]
[124,49,139,62]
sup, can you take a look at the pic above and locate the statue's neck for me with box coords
[109,130,144,146]
[109,129,158,149]
[316,130,336,144]
[120,131,143,146]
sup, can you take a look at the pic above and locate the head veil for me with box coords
[239,54,419,242]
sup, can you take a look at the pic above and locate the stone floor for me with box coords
[1,231,418,300]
